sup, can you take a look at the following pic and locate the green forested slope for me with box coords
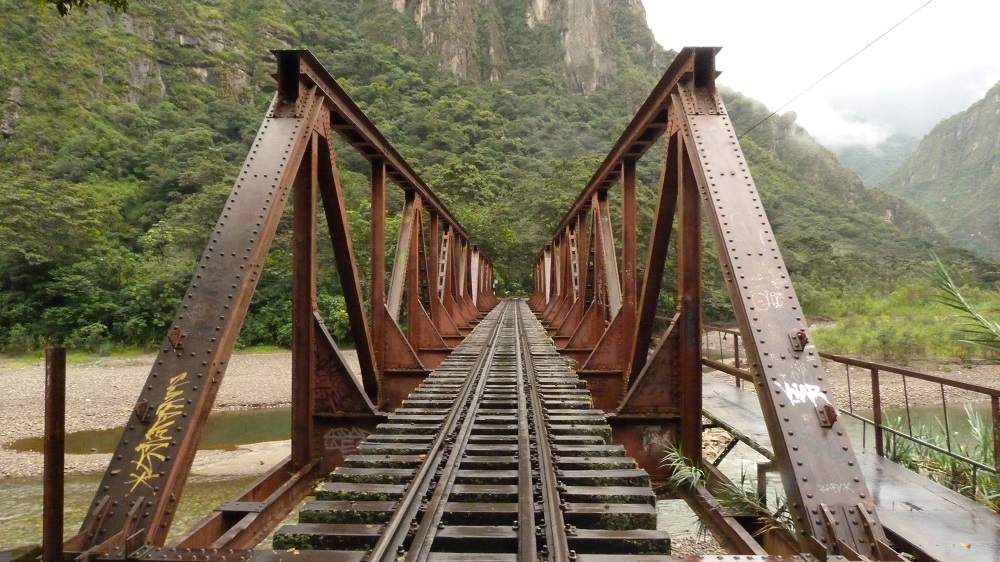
[835,133,919,186]
[0,0,988,353]
[879,81,1000,258]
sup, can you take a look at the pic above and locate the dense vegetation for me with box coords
[880,80,1000,259]
[1,0,996,359]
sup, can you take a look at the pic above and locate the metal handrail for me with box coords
[702,326,1000,485]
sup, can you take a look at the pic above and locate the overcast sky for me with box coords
[641,0,1000,148]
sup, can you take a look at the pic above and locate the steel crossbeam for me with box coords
[529,47,901,559]
[68,50,494,555]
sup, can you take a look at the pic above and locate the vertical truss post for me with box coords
[457,238,479,321]
[542,235,563,321]
[676,135,702,461]
[620,158,638,383]
[292,130,319,469]
[470,246,481,308]
[370,159,387,402]
[542,245,553,305]
[406,193,424,348]
[43,348,66,562]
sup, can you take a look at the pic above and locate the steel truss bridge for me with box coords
[27,48,1000,562]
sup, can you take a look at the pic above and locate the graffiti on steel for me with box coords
[324,426,370,456]
[127,372,189,494]
[773,379,830,408]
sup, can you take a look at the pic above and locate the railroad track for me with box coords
[272,299,670,560]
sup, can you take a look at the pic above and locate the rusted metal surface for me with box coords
[43,348,66,562]
[676,56,886,556]
[75,83,327,551]
[70,49,493,554]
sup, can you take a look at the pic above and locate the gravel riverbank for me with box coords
[0,351,360,478]
[2,349,998,479]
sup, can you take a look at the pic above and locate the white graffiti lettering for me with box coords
[773,381,831,407]
[818,482,853,494]
[751,291,783,310]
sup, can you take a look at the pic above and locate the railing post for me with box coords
[733,331,741,388]
[43,347,66,562]
[733,331,741,370]
[871,368,884,457]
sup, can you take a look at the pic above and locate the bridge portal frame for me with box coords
[530,47,902,560]
[67,50,495,556]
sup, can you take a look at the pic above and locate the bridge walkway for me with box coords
[703,375,1000,562]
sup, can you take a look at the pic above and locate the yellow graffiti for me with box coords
[127,372,188,494]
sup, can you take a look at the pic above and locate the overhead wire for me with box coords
[737,0,934,139]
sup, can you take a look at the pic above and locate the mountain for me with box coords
[879,81,1000,258]
[835,133,919,186]
[0,0,985,352]
[369,0,670,92]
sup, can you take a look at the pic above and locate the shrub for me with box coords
[2,324,36,355]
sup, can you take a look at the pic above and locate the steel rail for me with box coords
[517,301,570,560]
[514,305,539,560]
[366,300,510,561]
[404,308,513,559]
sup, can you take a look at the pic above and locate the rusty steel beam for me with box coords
[316,124,378,400]
[629,125,679,383]
[672,64,890,555]
[43,348,66,562]
[291,131,319,470]
[675,133,702,461]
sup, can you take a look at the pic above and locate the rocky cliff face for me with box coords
[388,0,666,93]
[395,0,507,81]
[879,81,1000,257]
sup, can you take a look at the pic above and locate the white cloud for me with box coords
[791,101,893,149]
[641,0,1000,147]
